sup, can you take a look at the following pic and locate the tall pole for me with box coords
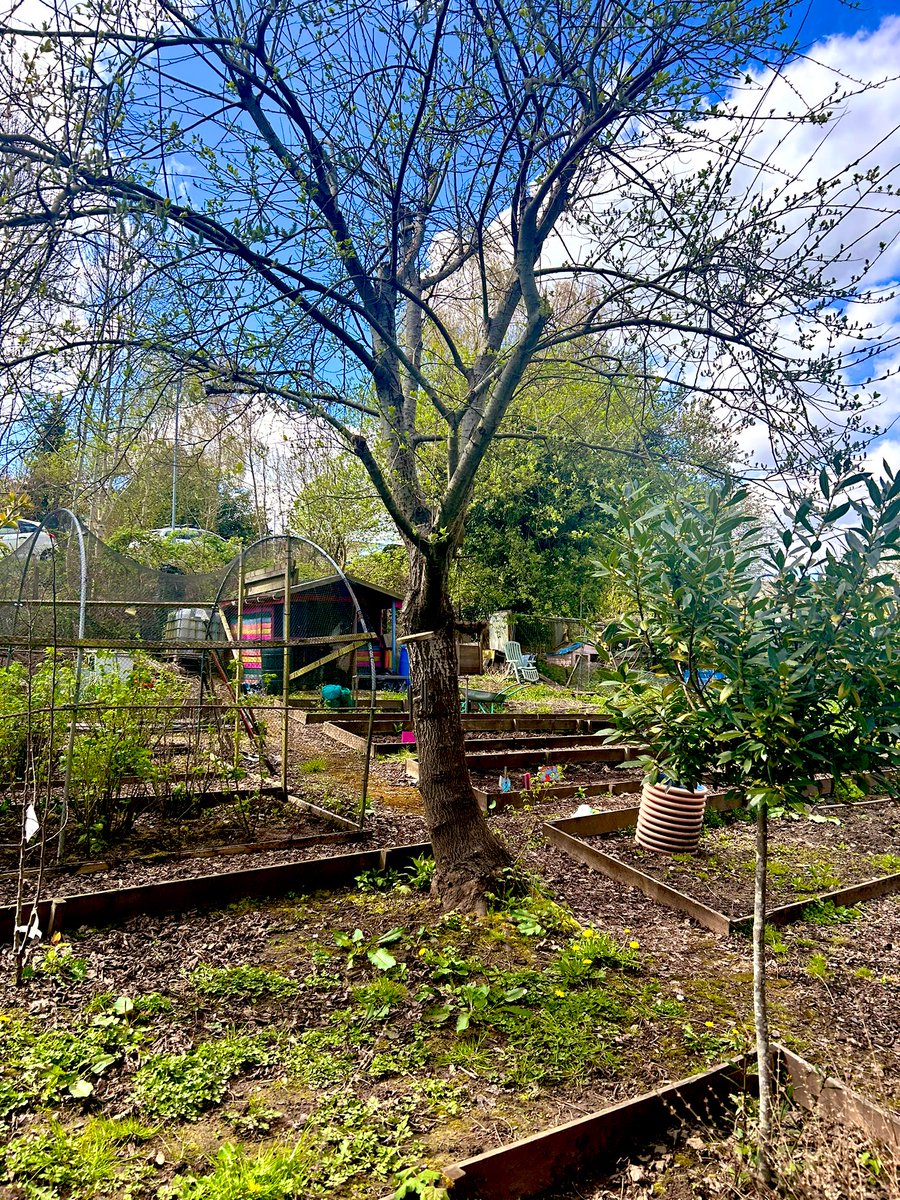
[281,537,292,796]
[170,374,181,529]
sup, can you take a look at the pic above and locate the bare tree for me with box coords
[1,0,899,906]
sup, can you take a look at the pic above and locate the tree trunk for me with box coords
[404,544,511,911]
[753,800,774,1181]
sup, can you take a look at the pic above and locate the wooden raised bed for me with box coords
[405,745,639,784]
[544,796,900,935]
[448,1045,900,1199]
[315,711,612,733]
[474,775,642,814]
[332,727,625,759]
[0,841,431,938]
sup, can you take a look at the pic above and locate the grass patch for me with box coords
[0,1116,156,1198]
[298,757,328,774]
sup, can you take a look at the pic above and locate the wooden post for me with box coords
[233,557,245,774]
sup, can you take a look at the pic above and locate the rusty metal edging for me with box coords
[545,800,900,935]
[0,842,431,938]
[286,794,360,831]
[448,1047,900,1199]
[543,821,733,935]
[448,1055,755,1199]
[475,776,643,814]
[775,1044,900,1153]
[731,870,900,931]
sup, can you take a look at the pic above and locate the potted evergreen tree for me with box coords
[594,460,900,1170]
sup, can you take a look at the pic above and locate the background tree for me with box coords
[1,0,898,906]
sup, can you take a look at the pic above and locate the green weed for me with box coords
[165,1093,428,1198]
[334,926,406,973]
[764,924,789,955]
[28,940,88,982]
[553,930,640,984]
[0,1116,156,1198]
[0,1002,144,1114]
[368,1037,429,1079]
[679,1021,751,1062]
[134,1033,275,1120]
[192,963,300,1002]
[162,1139,314,1199]
[223,1095,284,1137]
[298,757,328,774]
[802,900,861,925]
[805,953,830,980]
[870,852,900,873]
[353,977,409,1020]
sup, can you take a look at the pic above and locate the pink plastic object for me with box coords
[400,731,416,745]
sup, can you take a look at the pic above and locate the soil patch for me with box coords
[582,802,900,917]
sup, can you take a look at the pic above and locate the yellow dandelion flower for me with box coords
[582,928,595,938]
[554,989,565,997]
[629,940,640,949]
[705,1021,715,1028]
[582,958,593,965]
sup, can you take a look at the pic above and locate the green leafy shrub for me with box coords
[66,652,189,849]
[0,661,28,778]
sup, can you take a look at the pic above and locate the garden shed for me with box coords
[222,565,402,690]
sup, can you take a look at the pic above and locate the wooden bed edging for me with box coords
[474,776,642,814]
[544,797,900,935]
[544,818,733,935]
[405,747,641,787]
[0,842,431,938]
[448,1046,900,1199]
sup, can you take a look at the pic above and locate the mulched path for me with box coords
[582,801,900,916]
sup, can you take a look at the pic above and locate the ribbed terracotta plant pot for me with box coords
[635,779,707,854]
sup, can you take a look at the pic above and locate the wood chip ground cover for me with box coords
[541,1101,899,1199]
[583,801,900,916]
[0,882,766,1199]
[1,716,898,1198]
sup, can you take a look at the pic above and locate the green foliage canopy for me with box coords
[596,463,900,804]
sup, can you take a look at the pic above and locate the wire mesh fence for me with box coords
[0,514,379,976]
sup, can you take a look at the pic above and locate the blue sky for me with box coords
[804,0,899,39]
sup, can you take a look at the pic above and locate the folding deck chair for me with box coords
[503,640,540,684]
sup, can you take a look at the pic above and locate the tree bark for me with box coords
[753,800,774,1181]
[404,544,511,911]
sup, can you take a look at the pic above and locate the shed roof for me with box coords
[226,571,402,607]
